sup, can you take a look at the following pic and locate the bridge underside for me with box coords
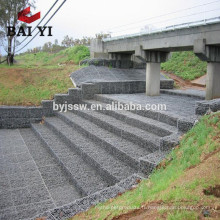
[91,22,220,100]
[94,47,220,100]
[107,45,220,100]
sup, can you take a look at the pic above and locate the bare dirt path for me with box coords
[162,71,205,90]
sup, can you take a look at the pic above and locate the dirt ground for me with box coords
[0,64,76,105]
[162,71,205,90]
[111,148,220,220]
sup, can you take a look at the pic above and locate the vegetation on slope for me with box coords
[15,45,90,67]
[0,46,89,106]
[161,51,207,80]
[58,45,90,63]
[72,112,220,220]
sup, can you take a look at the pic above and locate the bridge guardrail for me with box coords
[103,16,220,42]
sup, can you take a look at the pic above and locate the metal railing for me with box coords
[103,17,220,42]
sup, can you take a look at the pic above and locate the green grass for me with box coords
[0,45,90,105]
[15,45,90,67]
[0,65,80,105]
[161,51,207,80]
[58,45,90,63]
[72,112,220,220]
[167,210,199,220]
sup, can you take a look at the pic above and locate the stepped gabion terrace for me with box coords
[1,66,220,220]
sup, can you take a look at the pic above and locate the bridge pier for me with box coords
[194,41,220,100]
[145,51,169,96]
[206,63,220,100]
[146,63,161,96]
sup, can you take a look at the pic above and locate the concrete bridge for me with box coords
[91,18,220,100]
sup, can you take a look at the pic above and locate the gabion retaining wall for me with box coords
[0,101,54,129]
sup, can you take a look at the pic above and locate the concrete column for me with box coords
[90,39,108,59]
[146,62,161,96]
[194,42,220,100]
[206,62,220,100]
[141,50,169,96]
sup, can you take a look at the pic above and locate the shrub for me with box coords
[161,51,207,80]
[61,45,90,64]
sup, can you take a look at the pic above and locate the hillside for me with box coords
[15,45,90,66]
[0,49,208,106]
[72,112,220,220]
[0,46,89,106]
[161,51,207,80]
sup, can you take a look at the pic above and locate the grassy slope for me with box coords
[161,51,207,80]
[72,112,220,220]
[0,46,89,106]
[0,48,206,105]
[15,45,90,67]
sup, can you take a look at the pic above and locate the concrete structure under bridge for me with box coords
[91,18,220,100]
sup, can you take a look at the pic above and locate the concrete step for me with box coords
[71,108,161,151]
[44,117,136,184]
[83,99,178,137]
[57,111,151,170]
[31,123,109,196]
[19,128,82,207]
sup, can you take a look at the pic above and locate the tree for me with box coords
[0,0,35,65]
[52,42,65,53]
[54,39,58,45]
[95,32,111,40]
[61,35,74,47]
[73,36,91,46]
[42,42,52,52]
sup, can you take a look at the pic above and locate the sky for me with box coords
[1,0,220,55]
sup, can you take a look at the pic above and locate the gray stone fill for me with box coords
[70,66,170,87]
[1,72,220,219]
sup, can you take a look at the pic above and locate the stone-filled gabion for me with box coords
[32,174,143,220]
[195,99,220,115]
